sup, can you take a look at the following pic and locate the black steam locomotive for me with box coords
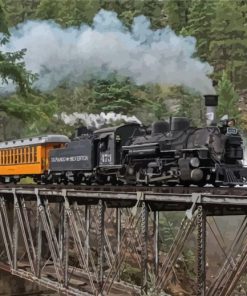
[49,95,247,187]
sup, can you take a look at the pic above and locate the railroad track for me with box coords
[1,183,247,197]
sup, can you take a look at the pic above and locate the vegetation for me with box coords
[0,2,240,292]
[0,1,33,94]
[0,0,245,140]
[217,71,240,120]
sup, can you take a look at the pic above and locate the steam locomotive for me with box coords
[0,95,245,186]
[49,95,247,187]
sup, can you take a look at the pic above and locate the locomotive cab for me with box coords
[93,123,141,167]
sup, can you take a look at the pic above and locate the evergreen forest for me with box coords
[0,0,247,139]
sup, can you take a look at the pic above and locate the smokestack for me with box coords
[204,94,218,126]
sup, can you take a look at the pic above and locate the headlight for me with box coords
[190,157,200,167]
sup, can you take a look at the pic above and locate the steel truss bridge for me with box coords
[0,185,247,295]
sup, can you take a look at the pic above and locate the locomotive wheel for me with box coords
[154,182,163,187]
[167,181,177,187]
[180,181,191,187]
[197,181,206,187]
[96,175,107,185]
[85,178,92,186]
[74,175,82,185]
[110,176,119,185]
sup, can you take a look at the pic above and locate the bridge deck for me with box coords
[0,185,247,214]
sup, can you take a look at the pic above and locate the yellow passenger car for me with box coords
[0,135,70,183]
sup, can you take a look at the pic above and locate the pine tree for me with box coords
[210,0,247,88]
[0,0,9,36]
[165,0,192,33]
[101,0,167,29]
[57,0,100,27]
[36,0,101,26]
[217,71,239,120]
[183,0,215,61]
[175,87,203,126]
[3,0,41,26]
[91,77,140,114]
[132,0,167,29]
[35,0,61,22]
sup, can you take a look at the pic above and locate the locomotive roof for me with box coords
[0,135,70,149]
[94,123,140,135]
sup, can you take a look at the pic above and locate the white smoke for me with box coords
[60,112,141,128]
[1,9,214,94]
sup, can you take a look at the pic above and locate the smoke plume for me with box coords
[60,112,141,129]
[1,9,214,94]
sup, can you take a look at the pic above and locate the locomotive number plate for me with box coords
[100,153,112,164]
[227,127,238,134]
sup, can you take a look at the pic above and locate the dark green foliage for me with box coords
[217,71,240,120]
[0,91,57,136]
[2,0,41,26]
[37,0,168,29]
[0,50,35,94]
[209,0,247,88]
[90,77,140,114]
[35,0,61,21]
[49,77,140,115]
[183,0,215,61]
[0,1,34,94]
[165,0,192,33]
[51,76,169,118]
[46,0,100,27]
[168,87,203,126]
[0,0,9,38]
[101,0,167,28]
[133,84,169,122]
